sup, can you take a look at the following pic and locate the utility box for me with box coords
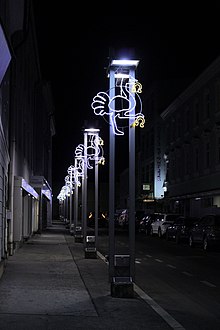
[70,224,74,236]
[85,235,96,259]
[114,254,130,277]
[111,254,134,298]
[74,226,83,243]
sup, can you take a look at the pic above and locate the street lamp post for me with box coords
[83,128,103,259]
[129,66,136,281]
[108,69,115,282]
[73,162,79,229]
[109,60,140,297]
[67,165,75,234]
[74,147,85,242]
[92,55,144,297]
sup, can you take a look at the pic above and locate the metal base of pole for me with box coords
[74,226,83,242]
[8,242,14,256]
[84,248,97,259]
[75,236,83,243]
[111,277,134,298]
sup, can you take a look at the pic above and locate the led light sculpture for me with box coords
[91,74,145,135]
[57,184,71,222]
[92,58,142,297]
[78,128,105,257]
[75,135,105,169]
[67,165,76,229]
[73,148,85,233]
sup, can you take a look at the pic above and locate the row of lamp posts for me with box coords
[58,127,104,257]
[57,56,145,298]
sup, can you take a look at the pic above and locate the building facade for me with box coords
[161,56,220,217]
[136,79,188,213]
[0,0,55,277]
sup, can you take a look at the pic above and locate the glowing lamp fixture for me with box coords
[111,59,139,67]
[84,128,100,133]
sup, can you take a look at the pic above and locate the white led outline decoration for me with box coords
[91,75,145,136]
[87,134,105,168]
[67,165,76,190]
[74,158,84,187]
[64,175,72,195]
[57,184,71,201]
[75,136,105,170]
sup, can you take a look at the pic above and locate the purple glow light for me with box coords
[0,24,11,85]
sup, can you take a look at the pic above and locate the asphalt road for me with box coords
[95,227,220,330]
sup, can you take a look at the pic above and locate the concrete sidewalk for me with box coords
[0,221,173,329]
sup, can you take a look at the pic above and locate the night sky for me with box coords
[33,2,220,196]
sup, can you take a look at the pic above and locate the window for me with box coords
[185,108,190,132]
[205,91,210,119]
[206,142,210,168]
[194,100,199,126]
[217,136,220,164]
[201,197,212,208]
[171,116,176,141]
[195,147,199,172]
[215,80,220,113]
[185,147,190,175]
[177,115,181,138]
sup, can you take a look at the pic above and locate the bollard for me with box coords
[74,226,83,243]
[111,254,134,298]
[84,235,97,259]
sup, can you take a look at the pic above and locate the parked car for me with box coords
[135,210,146,230]
[165,216,200,243]
[114,209,124,227]
[189,214,220,251]
[118,209,145,229]
[118,209,128,228]
[139,213,159,235]
[150,213,182,238]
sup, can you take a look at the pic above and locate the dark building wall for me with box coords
[161,56,220,216]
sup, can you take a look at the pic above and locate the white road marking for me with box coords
[134,284,186,330]
[97,250,196,329]
[181,271,193,277]
[97,251,108,262]
[200,280,216,287]
[145,254,152,258]
[167,264,176,269]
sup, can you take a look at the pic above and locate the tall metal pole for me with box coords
[81,164,85,238]
[129,67,136,281]
[109,68,115,281]
[83,131,88,248]
[95,132,99,243]
[64,196,67,222]
[74,160,78,229]
[69,170,73,229]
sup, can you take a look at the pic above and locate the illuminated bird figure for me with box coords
[91,76,145,135]
[75,136,105,170]
[73,160,84,187]
[74,144,86,184]
[87,134,105,168]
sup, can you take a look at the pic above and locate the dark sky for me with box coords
[33,2,220,195]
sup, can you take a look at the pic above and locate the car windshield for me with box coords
[166,214,181,222]
[151,214,161,220]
